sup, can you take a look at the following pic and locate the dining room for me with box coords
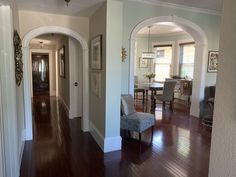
[134,23,194,113]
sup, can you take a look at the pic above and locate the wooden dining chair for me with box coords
[151,80,177,110]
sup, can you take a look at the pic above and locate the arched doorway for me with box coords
[22,26,89,140]
[130,16,208,117]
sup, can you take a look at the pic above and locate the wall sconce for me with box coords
[121,47,127,62]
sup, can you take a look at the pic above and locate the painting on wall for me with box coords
[139,57,148,68]
[59,46,65,78]
[91,72,101,98]
[91,35,102,70]
[207,51,219,73]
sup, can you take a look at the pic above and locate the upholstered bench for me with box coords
[120,95,155,142]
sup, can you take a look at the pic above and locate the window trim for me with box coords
[152,41,175,77]
[178,41,195,78]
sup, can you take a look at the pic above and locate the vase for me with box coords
[148,78,151,83]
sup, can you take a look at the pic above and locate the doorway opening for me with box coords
[22,26,89,140]
[130,16,208,117]
[32,53,50,96]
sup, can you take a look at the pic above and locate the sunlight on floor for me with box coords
[155,106,163,120]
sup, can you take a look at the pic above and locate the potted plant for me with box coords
[145,72,156,83]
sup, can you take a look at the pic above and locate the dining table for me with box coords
[135,82,164,102]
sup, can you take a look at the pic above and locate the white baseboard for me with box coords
[89,122,104,149]
[19,140,25,168]
[19,129,25,166]
[58,96,70,118]
[104,136,121,153]
[50,90,56,96]
[89,122,121,153]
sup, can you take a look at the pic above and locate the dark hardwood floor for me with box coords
[20,96,212,177]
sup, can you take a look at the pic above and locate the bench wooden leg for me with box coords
[139,132,141,143]
[151,126,154,143]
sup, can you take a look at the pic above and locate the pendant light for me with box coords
[142,26,155,59]
[65,0,70,6]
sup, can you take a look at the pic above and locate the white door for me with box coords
[69,37,82,118]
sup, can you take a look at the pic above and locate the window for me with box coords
[153,45,172,81]
[179,43,195,79]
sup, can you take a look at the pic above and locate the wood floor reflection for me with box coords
[20,96,211,177]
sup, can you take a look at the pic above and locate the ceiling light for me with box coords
[142,26,155,59]
[39,41,43,48]
[65,0,70,6]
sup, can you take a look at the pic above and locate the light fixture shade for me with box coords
[142,26,155,59]
[141,52,156,59]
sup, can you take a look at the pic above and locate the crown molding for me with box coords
[128,0,222,16]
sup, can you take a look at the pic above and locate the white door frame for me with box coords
[22,26,89,140]
[130,16,208,117]
[0,86,6,177]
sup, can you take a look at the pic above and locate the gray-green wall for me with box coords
[89,1,123,152]
[89,3,107,137]
[58,36,70,108]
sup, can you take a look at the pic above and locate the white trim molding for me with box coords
[130,15,208,117]
[128,0,222,16]
[0,83,6,177]
[22,26,90,140]
[0,5,19,177]
[89,122,122,153]
[58,95,70,118]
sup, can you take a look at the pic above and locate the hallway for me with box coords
[20,96,212,177]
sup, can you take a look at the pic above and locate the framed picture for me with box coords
[59,46,65,78]
[91,72,101,98]
[139,57,148,68]
[91,35,102,70]
[207,51,219,73]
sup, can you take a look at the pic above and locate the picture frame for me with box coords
[139,57,148,68]
[91,35,102,70]
[207,51,219,73]
[59,46,65,78]
[91,72,102,98]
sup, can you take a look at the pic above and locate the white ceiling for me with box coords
[138,22,186,36]
[30,34,64,45]
[16,0,223,17]
[16,0,105,17]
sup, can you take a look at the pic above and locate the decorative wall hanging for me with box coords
[139,57,148,68]
[59,46,65,78]
[91,71,102,98]
[207,51,219,73]
[121,47,127,62]
[13,30,23,86]
[91,35,102,70]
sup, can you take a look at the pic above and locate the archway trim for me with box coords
[22,26,89,140]
[129,16,208,117]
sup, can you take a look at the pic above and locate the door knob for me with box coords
[74,82,78,86]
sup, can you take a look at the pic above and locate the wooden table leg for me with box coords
[142,90,145,103]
